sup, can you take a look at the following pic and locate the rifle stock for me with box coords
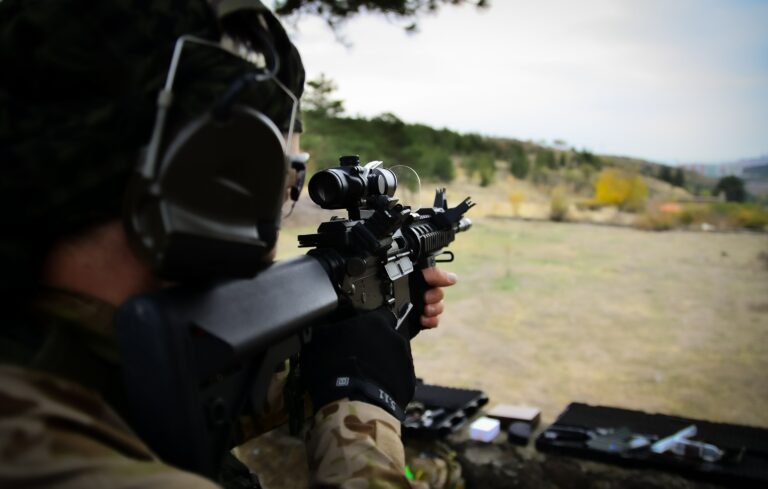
[116,255,337,476]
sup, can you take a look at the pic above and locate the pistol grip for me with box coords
[407,268,431,339]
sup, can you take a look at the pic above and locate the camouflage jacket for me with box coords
[0,289,419,488]
[307,400,419,489]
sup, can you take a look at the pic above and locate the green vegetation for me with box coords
[462,152,496,186]
[658,165,673,185]
[493,275,518,292]
[657,165,686,189]
[636,202,768,231]
[634,210,679,231]
[572,149,603,170]
[549,185,569,221]
[508,142,529,179]
[704,202,768,230]
[714,176,746,202]
[274,0,488,31]
[673,168,685,188]
[534,148,557,170]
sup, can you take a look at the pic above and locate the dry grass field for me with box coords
[278,200,768,428]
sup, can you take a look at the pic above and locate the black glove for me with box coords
[301,307,416,421]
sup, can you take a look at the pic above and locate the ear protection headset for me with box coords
[125,26,298,280]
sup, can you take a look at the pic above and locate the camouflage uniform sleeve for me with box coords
[0,365,220,489]
[305,399,428,489]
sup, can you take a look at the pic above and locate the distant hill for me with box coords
[301,111,712,197]
[599,155,715,194]
[681,156,768,197]
[681,155,768,178]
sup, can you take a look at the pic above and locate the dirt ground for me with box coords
[278,212,768,429]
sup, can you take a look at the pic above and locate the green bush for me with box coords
[714,176,746,202]
[735,207,768,229]
[640,203,768,232]
[549,186,569,222]
[634,211,678,231]
[572,150,603,170]
[508,142,529,179]
[678,209,697,226]
[535,148,557,170]
[463,153,496,186]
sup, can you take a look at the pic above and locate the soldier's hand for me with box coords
[302,308,415,420]
[419,267,457,329]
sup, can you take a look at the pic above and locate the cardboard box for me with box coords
[486,404,541,428]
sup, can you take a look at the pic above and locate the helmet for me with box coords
[0,0,305,294]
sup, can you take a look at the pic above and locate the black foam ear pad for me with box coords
[125,105,287,279]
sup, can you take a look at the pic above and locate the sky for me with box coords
[280,0,768,165]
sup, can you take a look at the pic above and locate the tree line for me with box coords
[301,75,754,204]
[300,78,605,188]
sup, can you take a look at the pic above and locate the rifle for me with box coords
[116,156,474,478]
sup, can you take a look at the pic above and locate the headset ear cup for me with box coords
[125,105,288,280]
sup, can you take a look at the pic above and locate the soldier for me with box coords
[0,0,456,488]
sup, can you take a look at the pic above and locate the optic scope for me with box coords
[308,155,397,209]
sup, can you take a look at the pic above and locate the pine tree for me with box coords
[673,168,685,188]
[714,176,746,202]
[535,149,557,169]
[508,142,529,178]
[303,74,345,117]
[659,165,673,184]
[274,1,489,30]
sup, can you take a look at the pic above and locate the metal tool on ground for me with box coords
[651,425,724,463]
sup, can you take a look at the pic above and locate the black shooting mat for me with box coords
[536,402,768,488]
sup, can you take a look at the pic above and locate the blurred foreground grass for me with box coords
[277,218,768,427]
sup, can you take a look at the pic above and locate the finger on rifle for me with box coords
[421,315,439,329]
[421,267,457,288]
[423,301,444,317]
[424,287,444,304]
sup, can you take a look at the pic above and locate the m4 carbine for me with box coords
[116,156,474,478]
[300,156,474,336]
